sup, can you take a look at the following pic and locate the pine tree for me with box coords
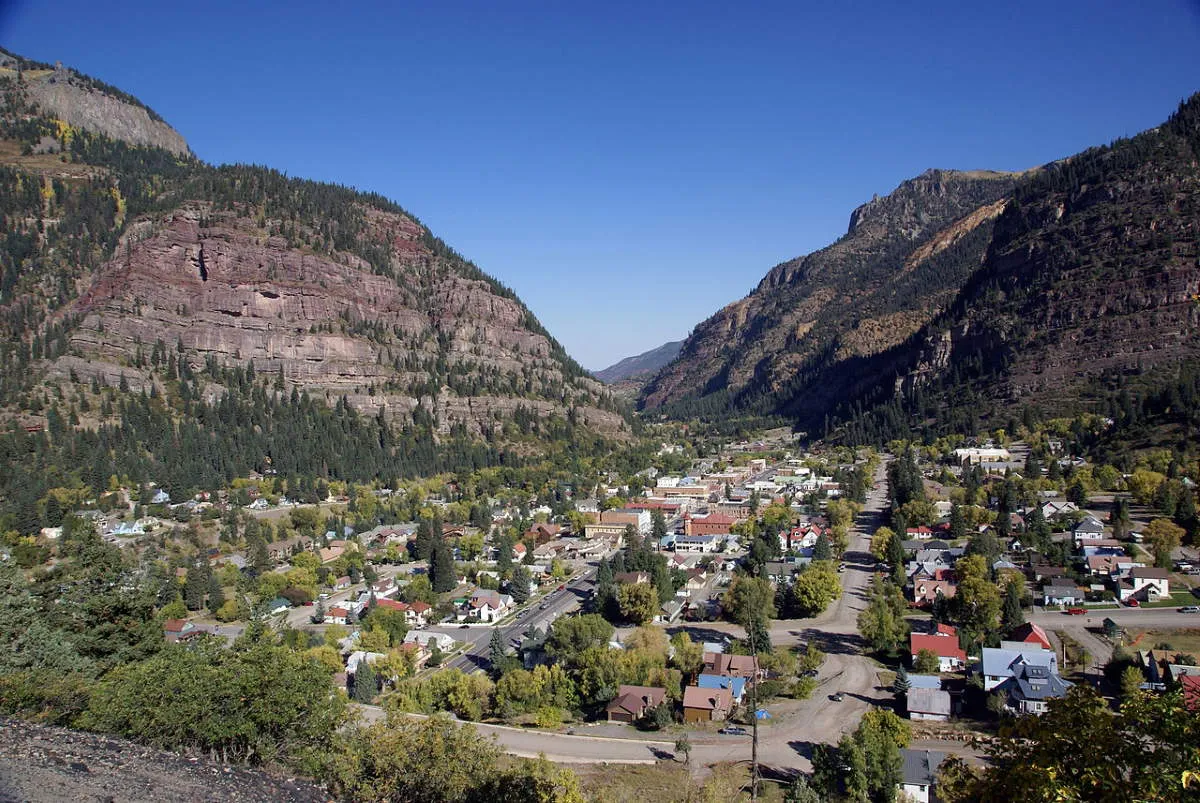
[1002,579,1024,633]
[489,628,508,678]
[353,659,377,703]
[207,574,225,615]
[183,563,207,611]
[813,533,832,562]
[430,541,455,593]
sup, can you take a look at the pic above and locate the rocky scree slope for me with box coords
[0,716,329,803]
[0,49,623,440]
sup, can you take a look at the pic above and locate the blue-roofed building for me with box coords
[906,674,942,690]
[980,647,1058,691]
[659,533,677,550]
[696,673,748,703]
[995,663,1072,715]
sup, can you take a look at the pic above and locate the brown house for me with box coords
[682,685,733,723]
[702,652,760,678]
[605,685,667,723]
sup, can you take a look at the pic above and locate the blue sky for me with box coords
[3,1,1200,369]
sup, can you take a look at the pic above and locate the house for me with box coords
[1042,582,1083,606]
[318,545,345,563]
[996,662,1073,715]
[910,623,967,672]
[324,606,350,625]
[898,749,947,803]
[151,489,171,505]
[911,570,958,605]
[702,652,760,678]
[696,674,748,703]
[406,600,432,627]
[334,575,351,590]
[980,647,1059,691]
[682,685,733,723]
[524,523,563,543]
[403,631,455,652]
[464,589,513,623]
[1118,567,1170,602]
[905,674,942,690]
[605,685,667,723]
[163,619,198,642]
[1072,515,1106,543]
[1007,622,1053,650]
[659,599,685,623]
[954,447,1011,464]
[614,571,651,586]
[906,687,952,721]
[512,542,528,561]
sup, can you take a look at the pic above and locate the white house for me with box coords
[1118,567,1171,602]
[462,590,513,623]
[899,749,947,803]
[981,647,1059,691]
[404,631,455,652]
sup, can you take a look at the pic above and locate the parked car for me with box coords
[718,726,748,736]
[1125,599,1141,608]
[1066,608,1086,615]
[829,692,845,702]
[1179,606,1200,613]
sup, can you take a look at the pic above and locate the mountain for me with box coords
[0,48,626,494]
[642,93,1200,440]
[641,168,1022,415]
[593,340,683,384]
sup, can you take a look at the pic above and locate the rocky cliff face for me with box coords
[0,48,189,155]
[641,169,1020,414]
[643,94,1200,435]
[0,48,624,442]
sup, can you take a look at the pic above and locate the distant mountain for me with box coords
[643,92,1200,441]
[594,340,683,384]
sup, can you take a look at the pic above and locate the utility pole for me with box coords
[750,653,759,801]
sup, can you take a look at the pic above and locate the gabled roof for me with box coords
[606,685,666,716]
[981,647,1056,678]
[907,687,952,716]
[900,749,947,787]
[696,674,747,698]
[1008,622,1052,650]
[911,631,966,661]
[905,674,942,689]
[1130,566,1170,580]
[682,685,732,712]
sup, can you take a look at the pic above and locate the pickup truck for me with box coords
[1065,607,1086,615]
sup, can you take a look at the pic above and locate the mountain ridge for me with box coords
[642,94,1200,441]
[593,340,683,384]
[0,48,627,450]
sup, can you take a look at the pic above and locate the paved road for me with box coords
[1030,605,1200,666]
[429,565,599,675]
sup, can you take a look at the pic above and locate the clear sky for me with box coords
[3,1,1200,369]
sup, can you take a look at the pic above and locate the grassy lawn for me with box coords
[1141,590,1199,608]
[1130,628,1200,655]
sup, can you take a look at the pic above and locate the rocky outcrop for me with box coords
[641,169,1020,413]
[55,201,621,435]
[0,50,189,155]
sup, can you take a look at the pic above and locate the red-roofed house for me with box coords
[163,618,198,642]
[702,652,761,678]
[1008,622,1052,651]
[325,606,350,625]
[911,570,958,605]
[910,624,967,671]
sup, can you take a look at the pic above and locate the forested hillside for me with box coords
[644,93,1200,449]
[0,48,631,533]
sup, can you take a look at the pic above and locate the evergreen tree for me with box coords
[488,628,508,678]
[949,503,968,541]
[207,574,225,616]
[353,659,378,703]
[813,533,832,562]
[430,541,455,593]
[509,565,531,604]
[183,563,207,611]
[1002,579,1024,633]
